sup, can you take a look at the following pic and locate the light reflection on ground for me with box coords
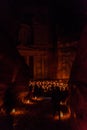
[10,108,28,116]
[0,91,71,121]
[53,108,71,120]
[47,106,71,121]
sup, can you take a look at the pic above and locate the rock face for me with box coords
[0,51,30,85]
[0,0,30,85]
[0,28,30,86]
[70,25,87,84]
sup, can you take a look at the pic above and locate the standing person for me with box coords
[4,82,17,114]
[51,86,61,119]
[3,82,17,130]
[69,24,87,130]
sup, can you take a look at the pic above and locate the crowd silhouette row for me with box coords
[27,80,69,102]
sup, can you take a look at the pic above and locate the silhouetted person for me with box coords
[4,82,16,114]
[25,83,33,100]
[3,82,17,130]
[34,84,39,97]
[51,87,61,119]
[61,87,69,102]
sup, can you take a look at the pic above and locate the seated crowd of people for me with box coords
[27,80,69,101]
